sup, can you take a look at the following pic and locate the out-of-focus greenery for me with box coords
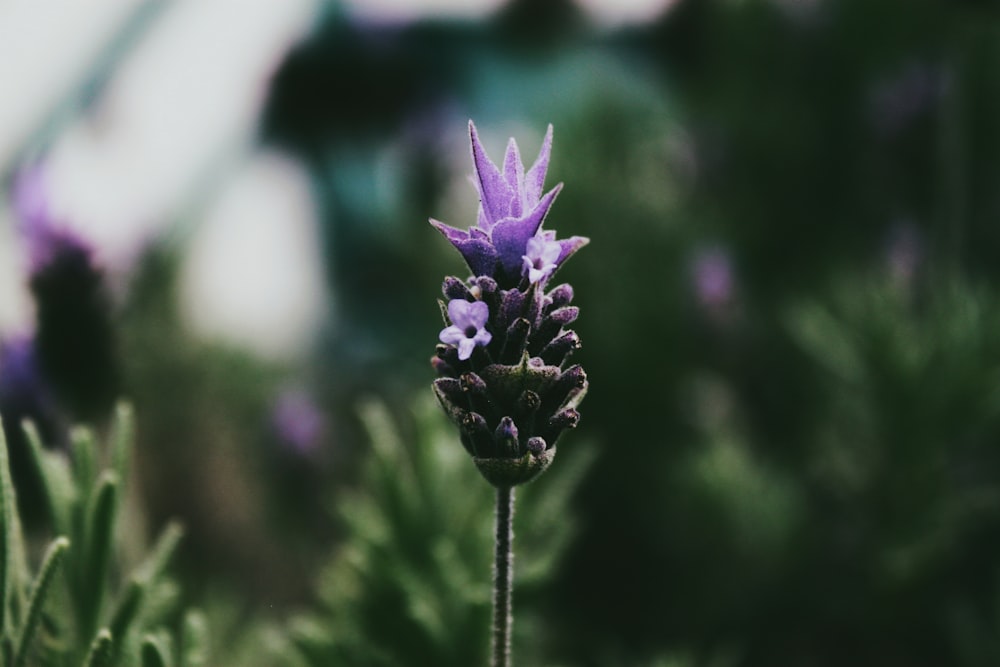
[0,406,205,666]
[256,0,1000,663]
[279,396,593,666]
[13,0,1000,664]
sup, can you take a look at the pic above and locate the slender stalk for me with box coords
[492,485,514,667]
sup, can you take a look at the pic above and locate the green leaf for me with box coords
[108,579,143,667]
[110,403,134,492]
[180,609,209,667]
[140,635,168,667]
[21,420,77,537]
[81,629,114,667]
[14,537,70,667]
[0,422,11,636]
[136,522,184,585]
[0,419,26,637]
[79,474,120,645]
[71,427,99,502]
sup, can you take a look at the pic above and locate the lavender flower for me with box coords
[10,163,119,422]
[271,388,325,456]
[691,246,733,309]
[439,299,492,360]
[431,121,588,488]
[430,121,588,289]
[522,233,561,285]
[0,336,62,443]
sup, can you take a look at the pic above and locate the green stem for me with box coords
[492,485,514,667]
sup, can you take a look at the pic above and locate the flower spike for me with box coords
[430,120,588,489]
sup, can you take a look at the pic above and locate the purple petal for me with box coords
[526,265,550,284]
[457,338,476,360]
[440,325,466,346]
[469,121,513,227]
[555,235,590,268]
[447,299,475,327]
[467,299,490,327]
[13,165,52,234]
[429,218,469,244]
[473,328,492,347]
[524,124,553,207]
[541,239,561,264]
[454,238,499,277]
[431,219,498,276]
[477,206,492,231]
[491,184,562,278]
[503,138,525,218]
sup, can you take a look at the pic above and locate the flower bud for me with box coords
[442,276,472,301]
[496,289,526,333]
[539,330,581,366]
[461,411,493,457]
[529,306,579,356]
[547,283,574,310]
[541,408,580,446]
[543,365,588,414]
[499,318,531,365]
[494,416,519,457]
[526,437,546,455]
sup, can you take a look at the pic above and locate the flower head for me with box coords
[430,121,588,488]
[439,299,492,361]
[430,121,588,288]
[10,162,119,422]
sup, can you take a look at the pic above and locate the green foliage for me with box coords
[0,404,207,667]
[277,395,592,667]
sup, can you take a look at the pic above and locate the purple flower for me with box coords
[430,121,588,287]
[11,162,118,422]
[522,233,561,285]
[11,164,95,273]
[0,336,65,448]
[439,299,492,360]
[271,388,325,456]
[691,247,733,309]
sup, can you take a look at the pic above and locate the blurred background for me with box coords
[5,0,1000,664]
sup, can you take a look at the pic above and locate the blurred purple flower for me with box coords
[690,247,734,310]
[439,298,492,360]
[0,337,48,413]
[430,121,588,287]
[0,336,64,448]
[11,164,95,273]
[11,163,119,422]
[272,389,325,456]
